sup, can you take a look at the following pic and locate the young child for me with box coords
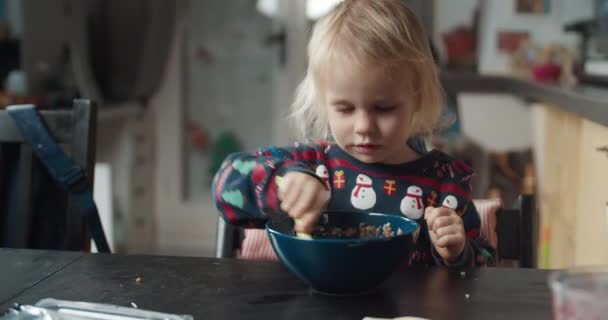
[213,0,495,267]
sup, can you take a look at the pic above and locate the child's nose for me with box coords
[354,113,375,134]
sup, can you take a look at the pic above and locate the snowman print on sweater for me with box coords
[400,185,424,220]
[315,165,331,190]
[350,174,376,210]
[442,195,458,210]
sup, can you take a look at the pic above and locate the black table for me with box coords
[0,248,553,319]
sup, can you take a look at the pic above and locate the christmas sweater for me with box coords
[212,141,496,267]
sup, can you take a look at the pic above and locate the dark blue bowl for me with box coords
[266,211,419,295]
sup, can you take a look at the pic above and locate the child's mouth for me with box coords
[353,144,381,154]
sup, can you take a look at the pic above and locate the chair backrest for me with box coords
[215,195,537,267]
[0,99,97,251]
[215,216,238,258]
[496,194,537,268]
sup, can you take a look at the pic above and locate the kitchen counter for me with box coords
[441,72,608,128]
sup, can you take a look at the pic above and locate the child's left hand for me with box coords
[425,206,466,263]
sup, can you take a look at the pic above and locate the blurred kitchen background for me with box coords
[1,0,607,268]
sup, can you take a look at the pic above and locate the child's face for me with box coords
[323,63,418,164]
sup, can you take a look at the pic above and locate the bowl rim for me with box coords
[265,211,420,244]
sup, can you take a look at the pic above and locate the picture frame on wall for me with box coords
[516,0,550,14]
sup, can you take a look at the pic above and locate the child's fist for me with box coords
[424,206,466,263]
[277,172,330,233]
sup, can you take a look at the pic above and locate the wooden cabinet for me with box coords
[534,105,581,268]
[535,104,608,268]
[574,119,608,265]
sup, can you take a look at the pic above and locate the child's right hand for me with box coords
[277,172,330,233]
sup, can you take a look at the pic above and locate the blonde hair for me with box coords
[290,0,444,140]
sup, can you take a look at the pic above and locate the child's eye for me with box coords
[374,105,396,113]
[335,106,354,114]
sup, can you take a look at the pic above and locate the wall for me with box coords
[148,13,218,257]
[186,1,277,201]
[96,115,134,253]
[272,0,307,146]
